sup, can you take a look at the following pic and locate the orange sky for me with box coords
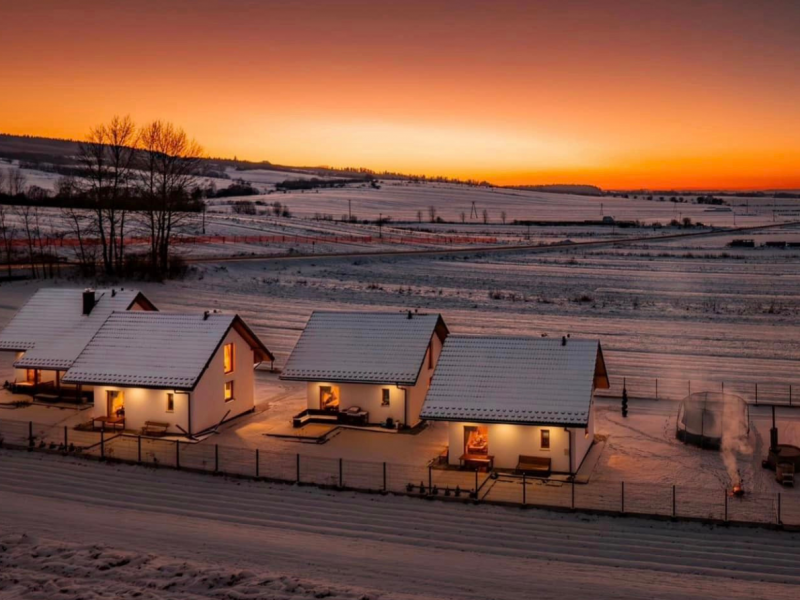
[2,0,800,189]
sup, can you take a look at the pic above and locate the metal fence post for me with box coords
[428,465,433,492]
[28,421,33,449]
[655,378,658,400]
[777,493,781,525]
[724,490,728,522]
[383,462,387,492]
[790,385,793,407]
[621,482,625,513]
[339,458,343,488]
[64,426,68,449]
[755,383,758,405]
[137,436,142,463]
[214,444,219,472]
[100,427,105,460]
[296,453,300,483]
[176,441,180,470]
[571,480,575,509]
[522,473,526,505]
[256,449,260,478]
[474,469,478,494]
[672,485,676,518]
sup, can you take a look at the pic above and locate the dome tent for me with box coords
[676,391,749,449]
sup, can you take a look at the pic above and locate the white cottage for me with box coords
[420,335,609,475]
[281,311,449,429]
[61,311,273,436]
[0,288,156,399]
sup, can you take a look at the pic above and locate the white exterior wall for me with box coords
[446,420,593,473]
[190,327,256,434]
[306,381,406,425]
[304,332,443,427]
[573,394,596,470]
[92,385,189,434]
[406,332,443,426]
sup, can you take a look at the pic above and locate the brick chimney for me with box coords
[82,289,96,315]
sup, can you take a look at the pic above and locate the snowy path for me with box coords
[1,451,799,599]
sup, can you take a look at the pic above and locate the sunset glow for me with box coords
[3,0,800,189]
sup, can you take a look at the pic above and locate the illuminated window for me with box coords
[319,385,339,410]
[540,429,551,450]
[223,343,235,374]
[224,380,234,402]
[166,393,174,413]
[26,369,36,383]
[381,388,390,406]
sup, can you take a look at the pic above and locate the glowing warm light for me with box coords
[2,1,800,189]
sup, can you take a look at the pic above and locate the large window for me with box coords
[224,380,235,402]
[223,343,235,374]
[540,429,551,450]
[381,388,391,406]
[166,393,174,413]
[107,390,124,418]
[319,385,339,411]
[464,425,489,456]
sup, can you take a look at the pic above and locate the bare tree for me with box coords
[416,209,423,223]
[14,205,39,278]
[137,120,203,276]
[0,169,6,195]
[482,208,489,224]
[7,169,26,196]
[78,115,138,276]
[60,207,96,275]
[0,204,16,277]
[501,210,507,225]
[460,211,466,224]
[428,206,437,223]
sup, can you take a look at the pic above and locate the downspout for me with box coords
[397,383,408,428]
[565,427,573,475]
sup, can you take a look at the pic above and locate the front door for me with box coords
[107,390,124,418]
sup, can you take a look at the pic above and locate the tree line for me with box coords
[0,116,205,279]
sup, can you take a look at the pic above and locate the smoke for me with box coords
[719,394,751,486]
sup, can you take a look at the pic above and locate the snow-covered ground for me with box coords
[1,450,800,600]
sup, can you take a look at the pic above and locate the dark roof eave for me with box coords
[279,374,418,386]
[60,377,195,391]
[421,414,589,428]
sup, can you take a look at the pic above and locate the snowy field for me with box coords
[2,451,800,600]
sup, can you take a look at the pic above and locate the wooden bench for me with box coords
[516,455,551,476]
[142,421,170,436]
[460,453,494,471]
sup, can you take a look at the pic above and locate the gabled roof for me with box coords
[420,336,609,427]
[280,311,448,385]
[62,312,273,390]
[0,288,155,370]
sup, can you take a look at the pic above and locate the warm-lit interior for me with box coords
[465,425,489,456]
[107,390,124,417]
[320,385,340,411]
[223,343,234,375]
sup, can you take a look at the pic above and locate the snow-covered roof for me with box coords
[62,312,273,390]
[281,311,448,385]
[0,288,155,370]
[420,336,609,426]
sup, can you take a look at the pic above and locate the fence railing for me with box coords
[596,375,800,405]
[10,233,499,250]
[1,417,797,529]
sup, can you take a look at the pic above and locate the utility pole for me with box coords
[348,199,352,222]
[470,201,478,220]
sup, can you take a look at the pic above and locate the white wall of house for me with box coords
[92,385,189,434]
[306,381,406,425]
[304,331,444,427]
[190,326,256,434]
[446,419,593,473]
[406,332,443,426]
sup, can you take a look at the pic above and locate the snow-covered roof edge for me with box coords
[279,311,448,385]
